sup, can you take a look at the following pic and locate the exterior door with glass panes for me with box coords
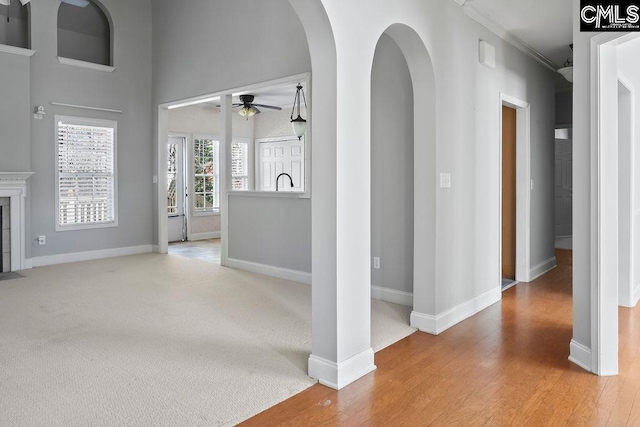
[167,136,187,242]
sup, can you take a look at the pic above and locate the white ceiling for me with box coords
[464,0,573,69]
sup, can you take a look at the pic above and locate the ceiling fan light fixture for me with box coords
[239,105,258,117]
[290,83,308,140]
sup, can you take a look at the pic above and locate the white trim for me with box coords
[31,245,152,268]
[152,245,160,253]
[569,339,593,372]
[189,231,220,241]
[0,44,35,57]
[308,348,376,390]
[410,286,501,335]
[588,34,640,377]
[500,94,532,283]
[617,73,635,309]
[633,283,640,307]
[529,256,557,281]
[462,5,558,72]
[371,286,413,307]
[50,102,122,114]
[225,257,311,285]
[57,56,115,72]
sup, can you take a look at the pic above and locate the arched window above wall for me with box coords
[57,0,112,66]
[0,1,30,49]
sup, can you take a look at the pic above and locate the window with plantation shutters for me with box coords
[231,140,249,191]
[55,116,117,230]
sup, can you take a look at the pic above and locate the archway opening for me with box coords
[370,24,436,331]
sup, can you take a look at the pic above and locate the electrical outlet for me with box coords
[38,235,46,246]
[373,257,381,269]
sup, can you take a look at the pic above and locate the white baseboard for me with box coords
[410,286,501,335]
[371,286,413,307]
[31,245,153,268]
[152,245,160,253]
[308,348,376,390]
[226,257,311,285]
[189,231,221,241]
[529,256,557,281]
[23,258,33,269]
[569,339,592,372]
[633,283,640,307]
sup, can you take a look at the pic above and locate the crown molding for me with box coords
[461,3,560,73]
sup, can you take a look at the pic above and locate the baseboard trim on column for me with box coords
[568,339,592,372]
[308,348,376,390]
[410,286,501,335]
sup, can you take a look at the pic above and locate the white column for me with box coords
[308,56,375,390]
[220,94,232,267]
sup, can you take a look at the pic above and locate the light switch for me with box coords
[153,175,158,184]
[440,173,452,189]
[531,179,535,191]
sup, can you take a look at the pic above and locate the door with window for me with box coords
[168,136,187,242]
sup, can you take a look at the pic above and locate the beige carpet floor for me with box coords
[0,254,415,426]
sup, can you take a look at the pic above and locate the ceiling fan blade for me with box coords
[60,0,90,6]
[252,104,282,111]
[213,104,243,108]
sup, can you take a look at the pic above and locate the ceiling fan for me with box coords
[231,95,283,118]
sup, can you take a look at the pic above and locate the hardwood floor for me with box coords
[242,249,640,426]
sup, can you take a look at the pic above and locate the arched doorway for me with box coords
[371,24,437,330]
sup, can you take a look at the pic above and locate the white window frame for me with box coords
[191,134,220,216]
[55,115,118,232]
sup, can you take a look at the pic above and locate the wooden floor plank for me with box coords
[241,249,640,426]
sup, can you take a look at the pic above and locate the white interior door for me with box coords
[258,138,305,192]
[168,136,186,242]
[555,138,573,237]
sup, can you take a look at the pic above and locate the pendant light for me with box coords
[290,83,308,140]
[557,44,574,83]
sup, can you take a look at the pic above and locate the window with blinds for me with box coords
[231,140,249,190]
[56,116,117,230]
[193,136,219,213]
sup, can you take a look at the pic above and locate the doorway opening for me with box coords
[554,127,573,251]
[500,94,532,287]
[502,105,517,290]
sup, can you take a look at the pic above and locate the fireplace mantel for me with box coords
[0,172,35,183]
[0,172,34,271]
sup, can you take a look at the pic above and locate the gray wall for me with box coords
[58,29,110,66]
[0,52,30,173]
[28,0,153,258]
[556,90,573,127]
[228,196,311,272]
[153,0,312,272]
[371,34,414,295]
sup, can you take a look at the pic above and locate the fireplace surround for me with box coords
[0,172,33,272]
